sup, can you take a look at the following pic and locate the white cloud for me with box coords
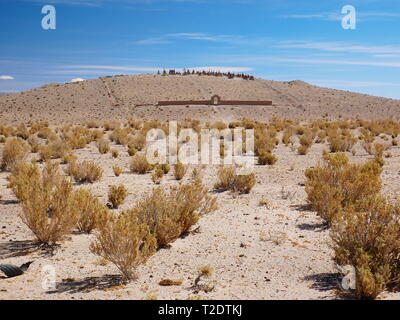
[281,11,400,22]
[134,32,268,46]
[280,13,341,21]
[0,75,14,80]
[70,78,85,82]
[277,40,400,55]
[307,79,400,88]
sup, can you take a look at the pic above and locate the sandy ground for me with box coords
[1,129,400,300]
[1,75,400,124]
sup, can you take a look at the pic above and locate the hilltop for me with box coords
[0,74,399,124]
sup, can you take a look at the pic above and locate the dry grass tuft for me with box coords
[73,188,107,234]
[1,137,30,171]
[174,162,187,180]
[10,162,79,245]
[331,196,400,299]
[214,167,256,194]
[305,153,382,225]
[90,211,157,281]
[66,160,103,183]
[133,179,217,247]
[130,153,153,174]
[108,185,128,209]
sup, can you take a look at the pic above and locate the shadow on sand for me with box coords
[47,275,125,294]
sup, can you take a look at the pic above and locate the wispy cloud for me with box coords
[308,79,400,88]
[275,57,400,68]
[277,40,400,55]
[134,32,268,46]
[0,75,14,80]
[18,0,206,7]
[280,12,341,21]
[281,11,400,22]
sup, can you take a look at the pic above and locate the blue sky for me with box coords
[1,0,400,98]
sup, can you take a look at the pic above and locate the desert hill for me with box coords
[1,74,399,124]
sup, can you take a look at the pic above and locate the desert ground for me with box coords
[1,75,400,300]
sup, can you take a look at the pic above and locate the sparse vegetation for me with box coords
[133,179,217,247]
[67,160,103,183]
[305,153,382,225]
[113,165,122,177]
[331,196,400,299]
[90,210,157,281]
[11,162,79,245]
[130,153,152,174]
[214,167,256,194]
[1,137,30,171]
[151,168,164,184]
[174,162,187,180]
[74,188,107,233]
[108,185,128,209]
[258,149,277,165]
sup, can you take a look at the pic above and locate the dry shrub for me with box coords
[133,179,217,247]
[90,211,157,281]
[130,153,152,174]
[258,149,277,165]
[254,129,277,155]
[16,124,30,140]
[297,144,309,155]
[362,142,387,158]
[62,153,77,164]
[38,139,70,161]
[38,145,52,162]
[97,139,110,154]
[113,165,122,177]
[109,128,130,145]
[67,160,103,183]
[60,126,92,149]
[111,149,119,158]
[37,127,56,140]
[282,127,293,145]
[214,167,256,194]
[299,131,314,148]
[1,137,30,171]
[129,134,146,151]
[108,185,128,209]
[91,129,104,141]
[151,168,164,184]
[10,162,79,245]
[331,196,400,299]
[174,162,187,180]
[305,153,382,225]
[74,188,107,233]
[328,134,356,153]
[158,163,170,174]
[315,130,327,143]
[127,145,137,156]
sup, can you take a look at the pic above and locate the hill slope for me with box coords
[1,74,399,124]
